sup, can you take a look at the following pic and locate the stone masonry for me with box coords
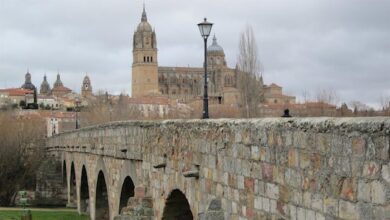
[46,118,390,220]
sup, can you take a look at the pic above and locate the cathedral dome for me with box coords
[136,6,152,32]
[208,35,224,54]
[21,71,36,91]
[137,22,152,32]
[53,73,64,88]
[40,75,51,95]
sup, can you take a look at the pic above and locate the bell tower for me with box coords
[131,6,159,98]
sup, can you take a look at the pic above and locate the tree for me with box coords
[315,88,339,105]
[379,95,390,116]
[0,111,45,206]
[237,25,263,118]
[349,100,375,116]
[81,93,143,126]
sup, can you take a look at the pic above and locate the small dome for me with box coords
[21,71,36,90]
[208,35,224,54]
[137,21,152,32]
[53,73,63,88]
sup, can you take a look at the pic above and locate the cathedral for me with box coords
[38,73,92,98]
[131,7,245,105]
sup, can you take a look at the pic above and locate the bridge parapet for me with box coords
[47,118,390,220]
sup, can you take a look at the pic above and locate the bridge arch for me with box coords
[96,170,110,220]
[162,189,193,220]
[69,161,77,207]
[62,160,66,188]
[118,176,135,214]
[79,165,90,214]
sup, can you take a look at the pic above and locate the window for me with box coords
[144,56,146,62]
[218,96,222,104]
[151,57,153,62]
[147,57,150,62]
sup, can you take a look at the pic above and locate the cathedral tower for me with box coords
[131,6,159,97]
[40,74,51,95]
[207,35,226,68]
[81,74,92,97]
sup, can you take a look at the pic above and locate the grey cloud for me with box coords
[0,0,389,108]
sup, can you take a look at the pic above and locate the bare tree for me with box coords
[301,89,311,103]
[0,111,45,206]
[379,95,390,116]
[237,25,263,118]
[81,94,143,127]
[315,88,339,105]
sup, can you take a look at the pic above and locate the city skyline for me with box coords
[1,0,389,108]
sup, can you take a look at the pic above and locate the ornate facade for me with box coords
[131,7,242,105]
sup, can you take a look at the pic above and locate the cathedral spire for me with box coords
[212,34,217,45]
[141,4,147,22]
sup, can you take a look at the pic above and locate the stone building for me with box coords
[131,7,295,107]
[131,8,245,105]
[263,83,296,105]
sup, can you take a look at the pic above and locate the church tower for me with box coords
[81,74,92,97]
[207,35,227,68]
[131,6,159,97]
[40,74,51,95]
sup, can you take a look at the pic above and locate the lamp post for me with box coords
[75,98,81,129]
[198,18,213,119]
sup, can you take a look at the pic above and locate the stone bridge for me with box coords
[46,118,390,220]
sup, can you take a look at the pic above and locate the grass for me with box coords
[0,208,89,220]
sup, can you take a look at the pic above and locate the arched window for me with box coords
[151,57,153,62]
[144,56,146,62]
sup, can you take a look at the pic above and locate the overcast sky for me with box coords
[1,0,389,108]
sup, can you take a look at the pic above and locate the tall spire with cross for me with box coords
[141,3,147,22]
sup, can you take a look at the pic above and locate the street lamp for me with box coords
[75,98,81,129]
[198,18,213,119]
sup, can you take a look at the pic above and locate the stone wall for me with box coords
[47,118,390,219]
